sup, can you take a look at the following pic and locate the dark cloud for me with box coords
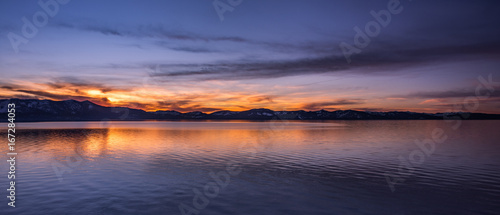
[154,41,219,53]
[404,89,500,99]
[53,22,345,55]
[156,100,221,113]
[248,95,275,103]
[0,94,39,100]
[54,22,251,43]
[168,46,217,53]
[44,77,127,93]
[1,86,14,90]
[148,56,349,81]
[159,100,191,107]
[144,39,500,81]
[124,102,149,110]
[53,13,500,78]
[301,99,364,110]
[0,83,112,105]
[12,89,100,102]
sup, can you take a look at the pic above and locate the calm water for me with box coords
[1,120,499,215]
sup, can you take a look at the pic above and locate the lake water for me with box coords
[1,120,499,214]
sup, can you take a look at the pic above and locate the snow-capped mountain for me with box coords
[1,99,499,122]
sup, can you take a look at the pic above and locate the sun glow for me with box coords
[87,90,102,96]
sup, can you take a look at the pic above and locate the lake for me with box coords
[1,120,499,214]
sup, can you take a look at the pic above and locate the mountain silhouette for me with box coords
[1,99,499,122]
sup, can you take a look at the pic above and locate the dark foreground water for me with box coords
[1,120,499,215]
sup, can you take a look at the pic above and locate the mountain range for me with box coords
[1,99,499,122]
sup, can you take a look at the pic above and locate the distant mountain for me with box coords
[0,99,149,122]
[1,99,499,122]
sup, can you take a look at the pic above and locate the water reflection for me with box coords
[0,120,499,214]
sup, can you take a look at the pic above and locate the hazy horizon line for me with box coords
[3,98,497,115]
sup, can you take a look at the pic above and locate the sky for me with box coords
[1,0,499,113]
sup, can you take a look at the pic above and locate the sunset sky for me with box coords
[1,0,499,113]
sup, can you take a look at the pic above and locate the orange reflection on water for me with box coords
[12,121,350,165]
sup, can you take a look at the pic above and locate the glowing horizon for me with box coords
[1,1,499,114]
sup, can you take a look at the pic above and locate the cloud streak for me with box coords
[404,89,500,99]
[301,99,364,110]
[145,40,500,81]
